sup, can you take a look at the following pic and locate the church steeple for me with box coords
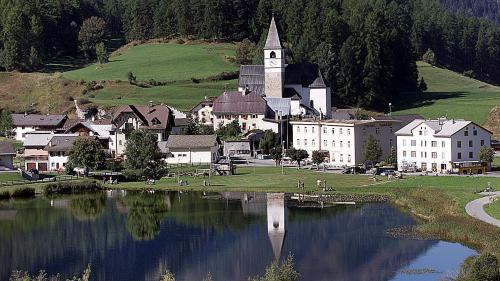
[265,16,282,50]
[264,16,285,98]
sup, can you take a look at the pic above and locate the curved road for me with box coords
[465,192,500,227]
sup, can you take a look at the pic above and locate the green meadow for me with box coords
[395,62,500,124]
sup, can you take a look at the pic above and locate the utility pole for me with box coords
[281,141,285,175]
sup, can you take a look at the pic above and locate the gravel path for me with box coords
[465,192,500,227]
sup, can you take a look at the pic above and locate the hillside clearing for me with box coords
[63,43,238,82]
[395,62,500,125]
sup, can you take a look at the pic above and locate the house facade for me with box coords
[23,133,77,172]
[162,135,219,164]
[190,96,217,126]
[290,119,403,166]
[396,119,492,173]
[0,141,16,171]
[111,104,172,157]
[11,114,67,141]
[44,135,80,171]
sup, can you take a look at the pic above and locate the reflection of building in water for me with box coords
[267,193,286,260]
[0,210,17,221]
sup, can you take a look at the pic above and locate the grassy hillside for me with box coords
[63,43,237,82]
[395,62,500,124]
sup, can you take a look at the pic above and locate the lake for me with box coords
[0,191,475,281]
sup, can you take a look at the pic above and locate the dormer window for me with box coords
[270,51,276,58]
[151,118,161,126]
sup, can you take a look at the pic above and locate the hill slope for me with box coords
[394,62,500,125]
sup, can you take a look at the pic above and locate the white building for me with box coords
[11,114,67,141]
[24,132,77,172]
[190,97,217,126]
[162,135,220,164]
[290,119,403,166]
[395,119,492,174]
[44,135,80,171]
[111,104,172,157]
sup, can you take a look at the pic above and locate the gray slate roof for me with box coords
[213,91,268,115]
[24,133,74,147]
[166,135,218,149]
[0,141,16,155]
[12,114,66,127]
[264,17,282,50]
[372,114,424,125]
[44,136,79,152]
[395,119,490,137]
[264,97,291,116]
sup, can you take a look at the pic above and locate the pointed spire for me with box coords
[264,16,282,50]
[309,69,326,88]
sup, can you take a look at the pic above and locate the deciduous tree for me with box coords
[68,138,106,173]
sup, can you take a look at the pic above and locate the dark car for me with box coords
[342,166,366,174]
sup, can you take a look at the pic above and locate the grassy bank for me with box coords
[486,199,500,220]
[395,61,500,124]
[0,172,23,182]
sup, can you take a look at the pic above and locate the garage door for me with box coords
[26,163,36,171]
[38,163,48,172]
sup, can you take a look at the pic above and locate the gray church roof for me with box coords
[264,17,282,50]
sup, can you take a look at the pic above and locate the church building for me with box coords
[238,17,332,118]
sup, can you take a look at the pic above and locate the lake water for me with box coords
[0,191,476,281]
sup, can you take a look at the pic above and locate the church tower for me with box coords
[264,17,285,98]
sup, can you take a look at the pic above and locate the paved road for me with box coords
[465,192,500,227]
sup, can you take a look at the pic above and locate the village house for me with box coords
[111,104,172,157]
[223,140,252,158]
[44,135,79,171]
[190,96,217,126]
[290,119,404,167]
[23,132,77,172]
[11,113,67,141]
[395,118,492,174]
[0,141,16,171]
[162,135,220,164]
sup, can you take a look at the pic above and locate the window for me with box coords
[469,152,473,158]
[481,140,485,146]
[469,140,473,147]
[411,151,416,157]
[270,51,276,58]
[312,127,315,133]
[324,140,327,147]
[347,129,351,135]
[473,130,478,136]
[347,141,351,148]
[310,100,314,108]
[464,130,469,136]
[411,140,416,147]
[375,128,380,135]
[441,141,445,148]
[304,139,308,146]
[348,154,351,162]
[297,126,300,133]
[332,140,336,147]
[442,152,446,159]
[304,127,308,133]
[419,130,423,135]
[431,141,437,147]
[340,154,344,162]
[296,139,300,146]
[432,152,437,159]
[340,141,343,148]
[403,151,407,157]
[403,139,407,146]
[332,128,335,134]
[458,153,462,159]
[323,127,327,134]
[252,114,258,119]
[312,139,316,146]
[340,128,343,135]
[457,141,462,148]
[119,140,122,146]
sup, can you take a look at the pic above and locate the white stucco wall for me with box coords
[165,147,218,164]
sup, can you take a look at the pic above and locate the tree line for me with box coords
[2,0,500,109]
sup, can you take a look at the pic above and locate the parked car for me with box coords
[380,169,397,176]
[342,166,366,174]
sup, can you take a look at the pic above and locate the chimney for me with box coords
[243,85,251,96]
[149,101,154,108]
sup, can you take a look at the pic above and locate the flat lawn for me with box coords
[494,157,500,169]
[90,79,237,111]
[0,172,24,182]
[63,43,238,82]
[115,167,386,193]
[485,199,500,220]
[395,62,500,124]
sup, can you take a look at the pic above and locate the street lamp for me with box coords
[388,103,392,116]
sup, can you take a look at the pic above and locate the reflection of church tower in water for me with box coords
[267,193,286,260]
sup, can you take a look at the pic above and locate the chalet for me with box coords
[23,132,76,172]
[11,113,67,141]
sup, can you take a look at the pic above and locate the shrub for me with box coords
[122,169,144,181]
[44,180,102,195]
[11,187,35,198]
[463,70,475,78]
[127,72,137,84]
[0,190,10,200]
[135,81,152,88]
[207,71,239,81]
[456,253,500,281]
[422,49,437,66]
[191,77,200,84]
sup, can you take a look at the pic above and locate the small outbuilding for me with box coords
[163,135,220,164]
[223,140,252,158]
[0,141,16,171]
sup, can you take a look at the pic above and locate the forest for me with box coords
[1,0,500,109]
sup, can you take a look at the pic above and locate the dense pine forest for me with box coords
[440,0,500,23]
[1,0,500,109]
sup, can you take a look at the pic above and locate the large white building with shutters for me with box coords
[395,118,492,174]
